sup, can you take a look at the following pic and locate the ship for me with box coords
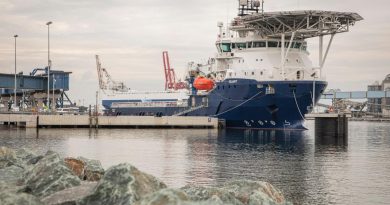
[98,0,362,129]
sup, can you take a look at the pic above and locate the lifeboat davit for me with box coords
[193,77,215,91]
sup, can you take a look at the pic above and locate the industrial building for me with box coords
[367,82,383,115]
[0,67,72,112]
[366,74,390,117]
[382,74,390,117]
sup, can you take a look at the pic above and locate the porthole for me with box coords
[252,72,255,75]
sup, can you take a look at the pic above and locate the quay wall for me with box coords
[0,114,218,129]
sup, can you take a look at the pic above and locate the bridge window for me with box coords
[297,71,304,79]
[294,42,302,49]
[236,43,247,49]
[221,43,231,52]
[268,41,278,47]
[253,41,266,48]
[248,42,253,48]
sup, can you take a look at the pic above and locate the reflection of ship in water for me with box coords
[183,129,220,186]
[217,129,307,151]
[212,129,344,204]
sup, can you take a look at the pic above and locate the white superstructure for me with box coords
[191,5,363,84]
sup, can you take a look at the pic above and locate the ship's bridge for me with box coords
[217,10,363,81]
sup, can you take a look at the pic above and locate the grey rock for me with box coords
[182,185,243,205]
[41,181,97,205]
[181,196,227,205]
[78,156,104,181]
[222,180,289,205]
[0,147,18,169]
[15,149,42,169]
[27,155,44,165]
[15,148,37,162]
[0,165,24,184]
[23,151,81,198]
[0,147,41,170]
[78,163,167,205]
[134,188,188,205]
[0,181,25,194]
[0,191,44,205]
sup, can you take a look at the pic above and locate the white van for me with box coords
[56,107,80,115]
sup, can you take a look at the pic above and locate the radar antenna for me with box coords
[238,0,264,16]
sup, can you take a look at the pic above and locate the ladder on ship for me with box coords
[173,105,205,116]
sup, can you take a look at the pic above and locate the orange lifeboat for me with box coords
[193,77,215,91]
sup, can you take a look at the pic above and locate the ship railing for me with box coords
[112,101,188,108]
[173,105,205,116]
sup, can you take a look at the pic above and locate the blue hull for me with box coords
[103,79,327,129]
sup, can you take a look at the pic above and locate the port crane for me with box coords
[96,55,129,93]
[162,51,187,91]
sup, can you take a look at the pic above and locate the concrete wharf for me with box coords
[306,113,349,145]
[0,113,220,129]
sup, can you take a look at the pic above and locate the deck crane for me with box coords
[162,51,188,91]
[96,55,129,93]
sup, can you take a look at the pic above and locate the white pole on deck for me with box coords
[319,35,323,77]
[281,33,285,79]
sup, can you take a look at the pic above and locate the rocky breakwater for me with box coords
[0,146,291,205]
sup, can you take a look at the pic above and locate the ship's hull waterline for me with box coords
[103,79,327,129]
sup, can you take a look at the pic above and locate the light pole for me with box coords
[13,35,18,110]
[52,74,56,110]
[46,21,52,111]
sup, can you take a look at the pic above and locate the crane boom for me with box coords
[95,55,129,93]
[162,51,188,91]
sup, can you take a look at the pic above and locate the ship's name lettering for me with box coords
[228,80,238,84]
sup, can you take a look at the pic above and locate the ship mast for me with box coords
[238,0,264,16]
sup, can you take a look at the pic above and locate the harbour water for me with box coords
[0,121,389,205]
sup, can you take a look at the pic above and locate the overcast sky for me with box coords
[0,0,389,105]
